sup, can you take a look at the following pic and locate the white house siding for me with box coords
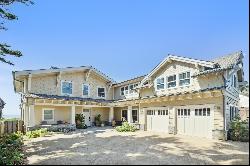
[28,71,113,100]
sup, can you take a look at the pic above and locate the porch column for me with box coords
[71,105,76,124]
[109,107,114,124]
[28,105,35,127]
[127,106,133,123]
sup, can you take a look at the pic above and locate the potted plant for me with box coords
[94,114,102,127]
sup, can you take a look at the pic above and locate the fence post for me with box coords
[0,121,4,137]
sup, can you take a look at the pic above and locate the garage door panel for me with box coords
[146,108,169,133]
[178,106,213,139]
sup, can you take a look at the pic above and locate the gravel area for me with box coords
[25,127,249,165]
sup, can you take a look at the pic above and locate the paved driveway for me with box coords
[25,127,249,165]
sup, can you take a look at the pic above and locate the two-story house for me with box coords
[12,51,245,140]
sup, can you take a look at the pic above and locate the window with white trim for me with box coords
[43,109,54,121]
[120,87,125,96]
[83,84,89,96]
[124,86,129,95]
[61,81,72,95]
[233,75,237,88]
[230,106,238,121]
[167,75,176,88]
[97,87,105,98]
[179,72,191,86]
[156,77,165,90]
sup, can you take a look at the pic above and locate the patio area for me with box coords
[25,127,249,165]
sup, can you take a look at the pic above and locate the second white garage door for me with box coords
[177,105,213,139]
[146,107,169,132]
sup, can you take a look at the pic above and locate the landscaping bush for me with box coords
[75,114,88,129]
[0,132,25,165]
[94,114,102,127]
[26,128,49,139]
[115,122,136,132]
[229,116,249,142]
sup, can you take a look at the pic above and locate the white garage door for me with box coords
[146,108,169,132]
[177,106,213,139]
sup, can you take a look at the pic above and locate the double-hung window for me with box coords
[124,86,129,95]
[179,72,191,86]
[120,87,125,96]
[97,87,105,98]
[156,78,165,90]
[129,84,134,94]
[43,109,54,121]
[83,84,89,97]
[61,81,73,95]
[167,75,176,88]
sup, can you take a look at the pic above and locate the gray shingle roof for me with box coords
[25,93,113,103]
[193,51,243,77]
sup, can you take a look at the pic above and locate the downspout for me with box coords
[221,72,227,140]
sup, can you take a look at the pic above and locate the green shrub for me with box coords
[95,114,102,127]
[0,132,25,165]
[75,114,88,129]
[115,122,136,132]
[229,116,249,142]
[26,128,49,139]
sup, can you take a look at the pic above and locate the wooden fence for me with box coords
[0,120,25,137]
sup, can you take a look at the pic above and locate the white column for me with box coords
[71,105,76,124]
[28,74,32,92]
[109,107,114,123]
[28,105,35,127]
[127,106,133,123]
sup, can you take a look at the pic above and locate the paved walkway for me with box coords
[25,127,249,165]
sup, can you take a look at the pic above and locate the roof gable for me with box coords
[141,54,215,84]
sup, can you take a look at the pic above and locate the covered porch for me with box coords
[23,95,116,128]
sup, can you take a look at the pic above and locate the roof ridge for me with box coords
[211,50,242,62]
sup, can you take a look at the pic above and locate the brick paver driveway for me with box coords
[25,127,249,165]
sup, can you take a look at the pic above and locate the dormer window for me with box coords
[156,78,165,90]
[179,72,190,86]
[167,75,176,88]
[125,86,129,95]
[61,81,73,95]
[97,87,105,98]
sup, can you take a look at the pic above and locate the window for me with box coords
[233,75,237,88]
[122,110,128,121]
[167,75,176,88]
[120,87,125,96]
[179,72,191,86]
[43,109,54,121]
[195,109,198,116]
[125,86,129,95]
[129,85,134,94]
[156,78,165,90]
[132,110,138,123]
[61,81,72,95]
[83,84,89,96]
[230,106,238,121]
[97,87,105,98]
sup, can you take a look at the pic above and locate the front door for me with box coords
[82,109,91,127]
[122,110,128,121]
